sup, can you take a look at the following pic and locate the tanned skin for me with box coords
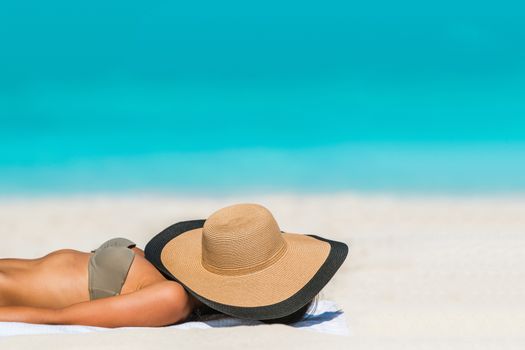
[0,246,203,327]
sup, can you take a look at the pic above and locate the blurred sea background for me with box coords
[1,1,525,195]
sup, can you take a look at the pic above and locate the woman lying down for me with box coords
[0,203,347,327]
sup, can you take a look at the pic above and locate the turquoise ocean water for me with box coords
[1,1,525,195]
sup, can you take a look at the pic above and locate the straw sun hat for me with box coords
[144,203,348,320]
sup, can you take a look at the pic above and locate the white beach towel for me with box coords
[0,300,349,337]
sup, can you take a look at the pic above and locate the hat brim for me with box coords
[145,219,348,320]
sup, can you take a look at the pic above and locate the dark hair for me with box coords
[187,294,319,325]
[261,294,319,324]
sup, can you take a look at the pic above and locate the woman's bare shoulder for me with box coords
[120,246,171,295]
[131,246,145,257]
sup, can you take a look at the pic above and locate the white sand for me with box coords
[1,192,524,349]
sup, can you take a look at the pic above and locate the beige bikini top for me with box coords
[88,237,137,301]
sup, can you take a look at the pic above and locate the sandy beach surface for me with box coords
[0,192,524,349]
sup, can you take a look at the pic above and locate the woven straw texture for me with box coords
[160,203,330,307]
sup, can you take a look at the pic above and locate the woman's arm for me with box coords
[0,306,56,324]
[0,281,191,328]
